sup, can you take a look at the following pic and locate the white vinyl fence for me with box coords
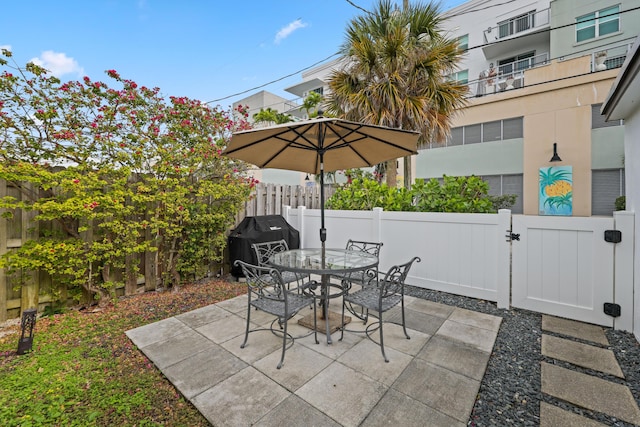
[285,206,511,309]
[282,206,635,331]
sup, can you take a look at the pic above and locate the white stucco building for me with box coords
[235,0,640,216]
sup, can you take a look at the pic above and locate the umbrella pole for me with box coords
[318,117,326,258]
[319,148,330,334]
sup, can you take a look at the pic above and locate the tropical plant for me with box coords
[301,91,324,118]
[327,174,496,213]
[488,194,518,211]
[252,107,292,125]
[325,0,468,189]
[326,178,412,211]
[615,195,626,211]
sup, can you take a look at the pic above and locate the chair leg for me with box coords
[379,315,389,363]
[241,299,251,349]
[312,300,318,345]
[340,299,346,341]
[277,316,287,369]
[401,297,410,340]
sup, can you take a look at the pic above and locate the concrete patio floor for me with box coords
[126,293,502,427]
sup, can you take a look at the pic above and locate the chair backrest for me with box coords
[234,260,285,301]
[345,240,383,258]
[380,257,421,297]
[251,239,290,267]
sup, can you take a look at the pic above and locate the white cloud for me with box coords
[29,51,84,77]
[274,19,308,44]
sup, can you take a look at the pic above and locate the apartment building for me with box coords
[235,0,640,215]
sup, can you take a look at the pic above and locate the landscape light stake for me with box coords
[17,308,37,355]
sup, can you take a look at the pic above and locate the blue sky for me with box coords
[1,0,467,110]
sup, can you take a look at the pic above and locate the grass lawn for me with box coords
[0,279,246,426]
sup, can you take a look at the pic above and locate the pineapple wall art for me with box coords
[539,166,572,215]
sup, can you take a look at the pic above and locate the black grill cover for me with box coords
[228,215,300,277]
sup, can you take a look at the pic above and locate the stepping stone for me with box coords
[540,402,608,427]
[542,334,623,378]
[542,315,608,345]
[541,362,640,425]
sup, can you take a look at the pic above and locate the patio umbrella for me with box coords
[222,116,419,255]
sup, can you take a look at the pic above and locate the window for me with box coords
[502,118,524,140]
[448,127,463,146]
[443,117,523,147]
[482,174,523,214]
[592,169,624,215]
[482,121,502,142]
[447,69,468,84]
[498,52,535,75]
[498,11,536,38]
[592,104,623,128]
[576,5,620,43]
[457,34,469,51]
[465,124,481,144]
[311,87,324,96]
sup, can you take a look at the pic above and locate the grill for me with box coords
[228,215,300,278]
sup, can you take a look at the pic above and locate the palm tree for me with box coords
[301,92,323,119]
[325,0,468,188]
[252,107,293,125]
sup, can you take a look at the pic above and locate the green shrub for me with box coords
[488,194,518,211]
[327,175,500,213]
[615,196,626,211]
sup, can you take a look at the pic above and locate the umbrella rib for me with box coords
[323,122,417,166]
[224,123,319,156]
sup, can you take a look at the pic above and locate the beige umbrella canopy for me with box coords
[223,116,419,248]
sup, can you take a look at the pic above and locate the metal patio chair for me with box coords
[337,240,383,322]
[252,239,309,291]
[235,260,317,369]
[340,256,421,362]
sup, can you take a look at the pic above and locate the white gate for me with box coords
[511,215,616,327]
[284,207,635,330]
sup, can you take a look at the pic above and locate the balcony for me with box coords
[591,43,633,73]
[465,52,549,98]
[482,8,550,59]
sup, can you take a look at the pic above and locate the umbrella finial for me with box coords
[317,110,324,118]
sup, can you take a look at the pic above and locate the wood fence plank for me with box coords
[0,180,7,321]
[20,183,39,313]
[275,185,282,215]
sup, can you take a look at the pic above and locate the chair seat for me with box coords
[251,292,314,317]
[281,270,308,285]
[344,286,401,312]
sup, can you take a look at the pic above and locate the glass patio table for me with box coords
[269,248,379,344]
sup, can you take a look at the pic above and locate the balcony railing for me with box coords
[483,8,550,43]
[591,43,633,73]
[465,52,549,97]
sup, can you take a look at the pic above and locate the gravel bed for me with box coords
[404,285,640,427]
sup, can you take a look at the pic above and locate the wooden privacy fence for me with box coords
[235,182,335,224]
[0,181,334,320]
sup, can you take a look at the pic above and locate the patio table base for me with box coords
[299,310,351,334]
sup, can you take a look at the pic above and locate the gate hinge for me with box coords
[604,302,621,317]
[604,230,622,243]
[505,230,520,242]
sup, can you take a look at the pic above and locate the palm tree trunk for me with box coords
[386,159,397,188]
[403,155,412,189]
